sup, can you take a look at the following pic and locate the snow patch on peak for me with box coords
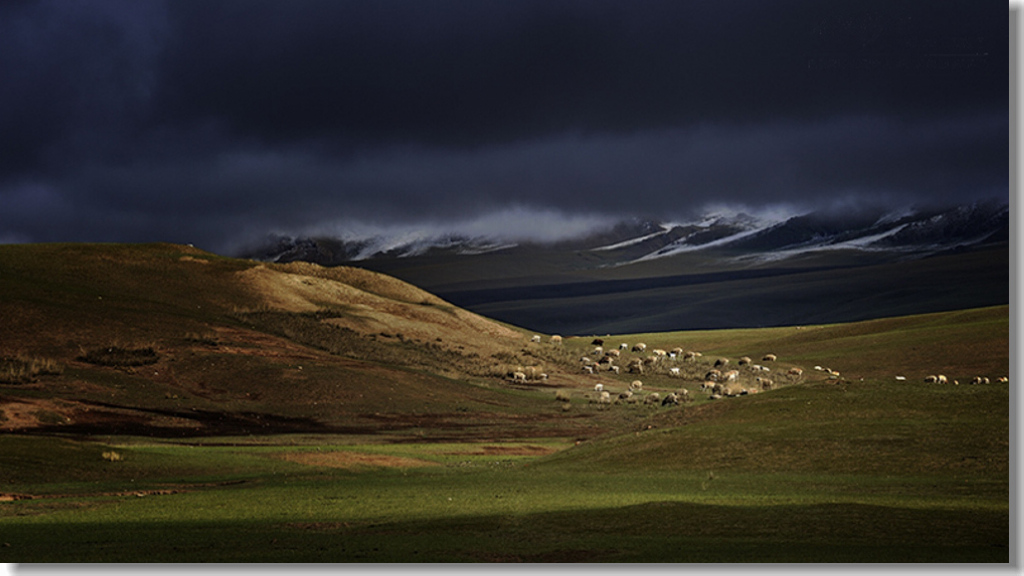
[590,225,673,252]
[873,207,917,227]
[631,225,768,262]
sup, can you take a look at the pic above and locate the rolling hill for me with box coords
[0,243,602,438]
[0,242,1009,562]
[0,242,1008,437]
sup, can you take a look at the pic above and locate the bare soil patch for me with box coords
[444,445,559,456]
[209,326,325,361]
[0,398,70,430]
[283,521,351,531]
[273,450,440,469]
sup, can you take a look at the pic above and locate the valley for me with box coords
[0,242,1010,563]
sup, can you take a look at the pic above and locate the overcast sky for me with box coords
[0,0,1009,253]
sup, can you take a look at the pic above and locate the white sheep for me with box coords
[594,383,604,392]
[630,380,643,391]
[512,371,527,383]
[669,367,681,377]
[531,335,541,343]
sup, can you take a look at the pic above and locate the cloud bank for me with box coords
[0,0,1008,253]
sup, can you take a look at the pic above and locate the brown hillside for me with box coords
[236,262,524,356]
[0,243,612,438]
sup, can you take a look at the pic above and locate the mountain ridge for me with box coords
[241,201,1009,267]
[234,201,1009,334]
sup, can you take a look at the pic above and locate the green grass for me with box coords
[0,435,1007,562]
[0,359,1009,563]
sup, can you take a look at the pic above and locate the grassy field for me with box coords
[0,243,1010,563]
[0,420,1007,563]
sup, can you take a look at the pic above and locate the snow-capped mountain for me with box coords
[593,201,1008,265]
[240,201,1008,268]
[241,232,519,265]
[715,200,1009,263]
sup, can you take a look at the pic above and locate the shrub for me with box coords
[33,410,67,425]
[184,332,219,346]
[79,345,159,367]
[0,356,64,384]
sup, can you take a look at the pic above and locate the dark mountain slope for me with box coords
[456,245,1009,334]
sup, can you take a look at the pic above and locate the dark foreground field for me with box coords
[0,244,1010,563]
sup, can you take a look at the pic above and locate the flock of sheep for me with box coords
[910,374,1008,385]
[519,333,1007,410]
[523,335,812,408]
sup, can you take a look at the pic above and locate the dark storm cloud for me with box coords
[154,0,1004,147]
[0,0,1008,252]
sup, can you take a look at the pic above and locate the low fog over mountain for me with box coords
[243,201,1009,268]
